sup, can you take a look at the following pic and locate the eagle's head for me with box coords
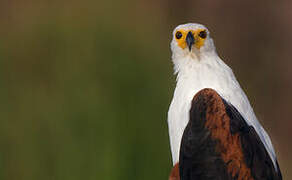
[170,23,217,74]
[171,23,216,59]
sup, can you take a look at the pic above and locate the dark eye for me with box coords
[175,31,182,39]
[198,30,207,39]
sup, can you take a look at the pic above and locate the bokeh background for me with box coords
[0,0,291,179]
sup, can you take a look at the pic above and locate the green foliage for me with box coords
[0,5,173,180]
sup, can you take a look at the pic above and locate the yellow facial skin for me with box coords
[175,29,207,50]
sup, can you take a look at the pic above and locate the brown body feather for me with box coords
[169,88,282,180]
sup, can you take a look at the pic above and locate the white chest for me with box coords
[167,59,277,169]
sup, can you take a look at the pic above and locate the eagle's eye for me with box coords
[175,31,182,39]
[198,30,207,39]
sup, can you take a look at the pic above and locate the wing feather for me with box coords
[179,88,282,180]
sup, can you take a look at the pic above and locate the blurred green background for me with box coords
[0,0,291,179]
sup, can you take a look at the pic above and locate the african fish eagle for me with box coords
[167,23,282,180]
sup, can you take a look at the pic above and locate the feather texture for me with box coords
[168,23,278,171]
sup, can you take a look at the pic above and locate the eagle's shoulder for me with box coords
[179,88,282,180]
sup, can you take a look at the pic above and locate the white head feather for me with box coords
[170,23,216,74]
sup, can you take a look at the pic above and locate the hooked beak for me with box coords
[186,31,195,51]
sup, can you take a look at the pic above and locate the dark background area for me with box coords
[0,0,291,179]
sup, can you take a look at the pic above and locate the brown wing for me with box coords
[178,88,282,180]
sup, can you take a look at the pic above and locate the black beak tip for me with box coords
[188,45,192,51]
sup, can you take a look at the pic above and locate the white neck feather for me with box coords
[168,52,278,170]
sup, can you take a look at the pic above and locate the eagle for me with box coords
[167,23,282,180]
